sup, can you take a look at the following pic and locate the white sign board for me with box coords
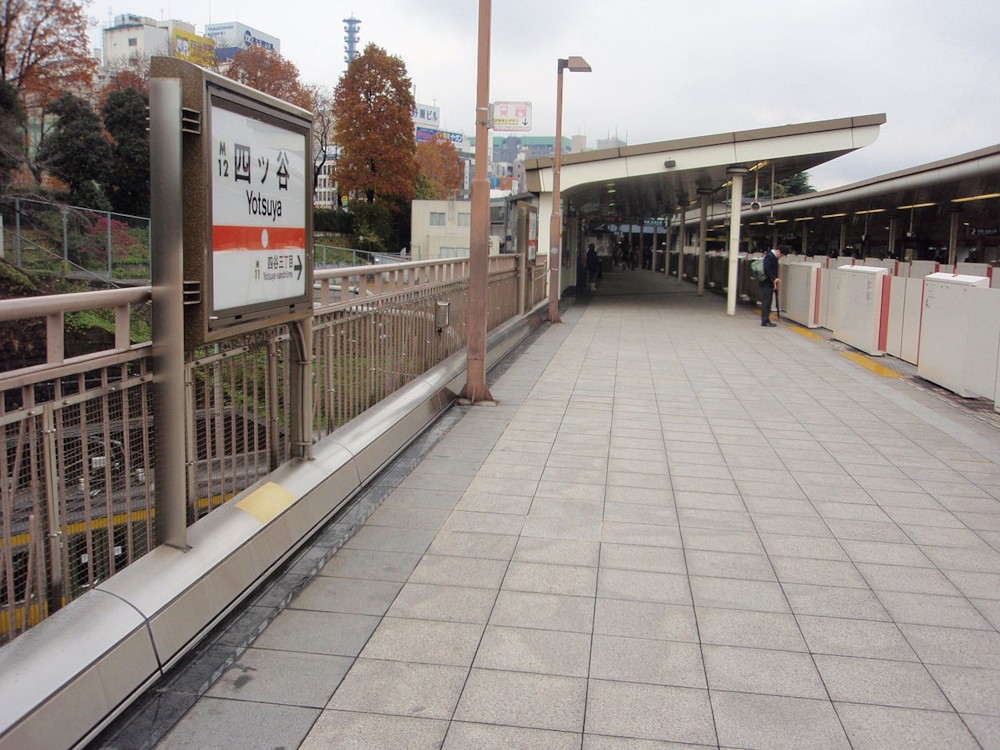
[412,103,440,129]
[492,101,532,132]
[211,103,307,314]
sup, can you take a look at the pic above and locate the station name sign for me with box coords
[149,57,313,348]
[210,98,309,314]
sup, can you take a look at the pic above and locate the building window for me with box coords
[430,212,445,227]
[440,247,470,258]
[128,38,138,47]
[457,213,471,227]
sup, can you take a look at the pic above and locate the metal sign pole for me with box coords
[150,77,189,550]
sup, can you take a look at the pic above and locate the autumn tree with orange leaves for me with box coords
[416,132,463,200]
[222,45,312,110]
[0,0,96,102]
[333,43,416,205]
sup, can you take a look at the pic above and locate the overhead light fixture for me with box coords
[663,160,676,168]
[951,192,1000,203]
[793,217,814,222]
[896,202,936,210]
[855,208,886,215]
[821,213,847,218]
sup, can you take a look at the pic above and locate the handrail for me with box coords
[0,286,151,323]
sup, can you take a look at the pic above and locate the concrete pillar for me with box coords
[888,216,898,259]
[839,221,848,257]
[948,208,962,267]
[698,193,710,296]
[726,169,747,315]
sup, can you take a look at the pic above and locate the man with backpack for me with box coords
[758,245,788,326]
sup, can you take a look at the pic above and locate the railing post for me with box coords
[62,209,69,264]
[14,197,21,266]
[41,406,64,615]
[289,319,314,460]
[517,252,526,315]
[107,210,113,280]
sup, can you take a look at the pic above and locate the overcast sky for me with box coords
[89,0,1000,190]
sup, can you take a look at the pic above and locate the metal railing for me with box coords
[0,254,530,643]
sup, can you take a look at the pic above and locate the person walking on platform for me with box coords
[760,245,787,326]
[586,243,600,290]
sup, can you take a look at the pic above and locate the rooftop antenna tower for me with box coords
[344,16,361,64]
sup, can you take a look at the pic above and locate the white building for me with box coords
[411,199,473,260]
[314,145,339,210]
[101,14,213,68]
[102,14,173,64]
[410,199,508,260]
[205,22,280,62]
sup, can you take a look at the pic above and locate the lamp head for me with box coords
[559,56,592,73]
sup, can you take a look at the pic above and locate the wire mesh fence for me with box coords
[0,254,533,643]
[0,197,151,285]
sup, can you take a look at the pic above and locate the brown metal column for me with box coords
[150,76,188,550]
[460,0,495,403]
[547,63,566,324]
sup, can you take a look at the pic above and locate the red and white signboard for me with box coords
[492,101,532,132]
[211,103,308,314]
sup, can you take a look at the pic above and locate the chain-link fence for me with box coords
[0,198,150,285]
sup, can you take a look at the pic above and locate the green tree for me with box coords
[0,80,26,194]
[101,88,150,216]
[35,93,112,209]
[351,201,393,254]
[333,44,417,204]
[757,172,816,200]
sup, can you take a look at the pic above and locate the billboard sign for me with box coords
[205,22,280,53]
[412,103,440,128]
[173,30,215,67]
[492,101,531,132]
[415,127,464,146]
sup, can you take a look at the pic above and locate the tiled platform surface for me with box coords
[152,270,1000,750]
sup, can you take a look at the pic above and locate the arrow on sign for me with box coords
[295,256,303,280]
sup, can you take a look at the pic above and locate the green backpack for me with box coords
[749,258,766,281]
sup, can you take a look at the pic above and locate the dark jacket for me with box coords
[762,250,780,284]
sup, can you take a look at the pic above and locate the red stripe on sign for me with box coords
[213,226,306,251]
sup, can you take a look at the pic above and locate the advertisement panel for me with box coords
[205,22,280,54]
[173,29,215,67]
[415,127,464,146]
[210,96,308,315]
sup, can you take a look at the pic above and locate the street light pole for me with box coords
[459,0,495,403]
[547,56,590,324]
